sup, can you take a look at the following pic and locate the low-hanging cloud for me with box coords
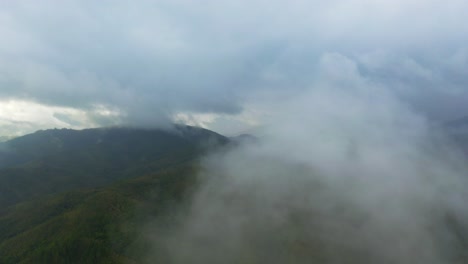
[1,0,468,134]
[141,53,468,263]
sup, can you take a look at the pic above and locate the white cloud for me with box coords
[0,100,121,136]
[148,52,468,263]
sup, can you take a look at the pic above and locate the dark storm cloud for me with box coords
[0,0,467,129]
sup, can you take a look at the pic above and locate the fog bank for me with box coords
[143,53,468,263]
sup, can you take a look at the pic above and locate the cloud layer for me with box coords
[0,0,468,134]
[143,53,468,263]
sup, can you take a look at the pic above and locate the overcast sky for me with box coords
[0,0,468,136]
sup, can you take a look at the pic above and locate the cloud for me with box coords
[0,0,467,134]
[143,53,468,263]
[0,100,122,136]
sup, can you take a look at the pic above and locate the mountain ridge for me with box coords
[0,125,228,210]
[0,125,226,263]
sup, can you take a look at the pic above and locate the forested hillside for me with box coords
[0,126,226,263]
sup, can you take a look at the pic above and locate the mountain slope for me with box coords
[0,165,197,264]
[0,126,227,210]
[0,125,226,263]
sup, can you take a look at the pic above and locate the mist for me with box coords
[140,53,468,263]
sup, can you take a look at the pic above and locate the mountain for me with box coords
[0,125,228,263]
[0,125,227,168]
[3,124,468,263]
[0,165,197,263]
[0,126,227,210]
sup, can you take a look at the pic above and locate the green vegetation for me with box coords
[0,126,225,263]
[0,166,197,263]
[0,126,226,209]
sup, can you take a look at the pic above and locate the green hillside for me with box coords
[0,126,227,263]
[2,125,467,263]
[0,126,226,209]
[0,166,197,264]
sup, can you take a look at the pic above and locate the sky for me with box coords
[0,0,468,136]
